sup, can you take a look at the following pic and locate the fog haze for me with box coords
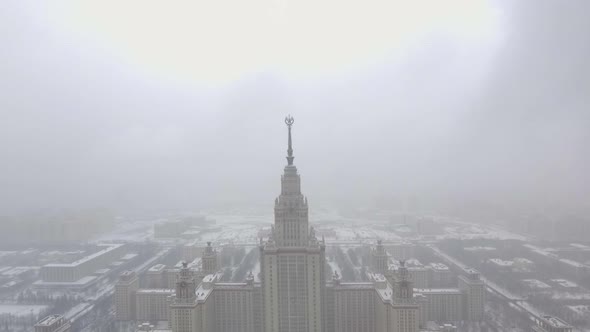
[1,1,588,219]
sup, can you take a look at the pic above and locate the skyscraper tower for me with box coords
[170,262,198,332]
[371,240,388,273]
[201,242,218,275]
[260,116,326,332]
[394,261,414,301]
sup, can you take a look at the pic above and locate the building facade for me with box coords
[115,270,139,321]
[428,263,452,288]
[136,289,174,321]
[332,280,376,332]
[146,264,167,288]
[414,289,463,323]
[458,269,485,321]
[213,274,257,332]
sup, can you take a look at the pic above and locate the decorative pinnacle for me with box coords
[285,115,295,165]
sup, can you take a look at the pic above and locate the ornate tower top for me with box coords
[398,260,409,280]
[175,261,196,303]
[395,259,414,302]
[285,115,295,165]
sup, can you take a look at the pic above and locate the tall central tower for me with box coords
[274,115,309,247]
[260,116,326,332]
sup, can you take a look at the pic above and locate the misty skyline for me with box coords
[1,1,588,217]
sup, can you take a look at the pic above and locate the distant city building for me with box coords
[154,221,190,239]
[388,243,415,261]
[34,315,71,332]
[524,244,589,280]
[40,243,125,282]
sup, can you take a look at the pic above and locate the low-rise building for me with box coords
[34,315,71,332]
[532,315,573,332]
[40,243,125,282]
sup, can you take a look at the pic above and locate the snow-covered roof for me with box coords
[489,258,514,267]
[44,243,124,267]
[137,289,174,295]
[415,288,461,294]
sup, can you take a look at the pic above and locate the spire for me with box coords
[285,115,295,165]
[398,260,409,281]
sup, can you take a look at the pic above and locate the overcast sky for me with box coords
[0,1,588,218]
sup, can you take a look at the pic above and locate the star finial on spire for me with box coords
[285,115,295,165]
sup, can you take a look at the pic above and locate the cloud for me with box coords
[0,1,587,219]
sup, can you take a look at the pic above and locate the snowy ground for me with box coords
[551,279,579,288]
[327,260,342,278]
[0,304,47,316]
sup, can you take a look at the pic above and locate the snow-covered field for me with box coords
[551,292,590,301]
[438,222,527,241]
[95,210,532,249]
[522,279,551,289]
